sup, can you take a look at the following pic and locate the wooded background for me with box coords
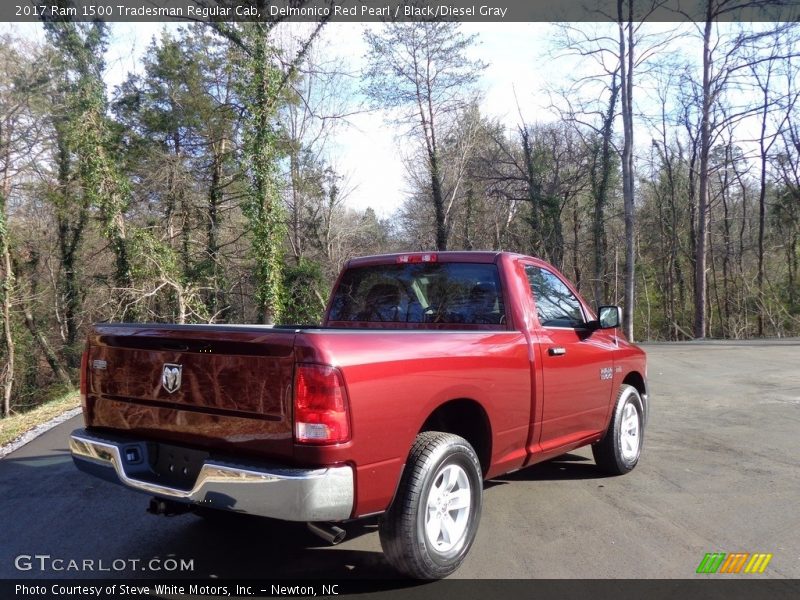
[1,11,799,417]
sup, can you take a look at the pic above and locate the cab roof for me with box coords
[345,251,530,268]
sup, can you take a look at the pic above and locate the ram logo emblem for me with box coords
[162,364,182,394]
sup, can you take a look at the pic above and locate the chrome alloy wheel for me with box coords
[424,463,472,553]
[620,402,641,462]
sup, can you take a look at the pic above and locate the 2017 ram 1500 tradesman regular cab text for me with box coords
[70,251,648,579]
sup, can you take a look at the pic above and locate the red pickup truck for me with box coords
[70,251,647,579]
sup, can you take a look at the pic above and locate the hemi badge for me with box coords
[92,360,107,370]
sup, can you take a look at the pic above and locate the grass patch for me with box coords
[0,390,80,447]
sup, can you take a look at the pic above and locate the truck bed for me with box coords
[83,322,533,516]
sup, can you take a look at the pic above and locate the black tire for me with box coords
[379,432,483,579]
[592,384,644,475]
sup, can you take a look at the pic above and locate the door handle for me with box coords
[548,346,567,357]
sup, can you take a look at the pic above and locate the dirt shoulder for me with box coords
[0,391,80,456]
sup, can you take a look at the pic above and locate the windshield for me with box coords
[328,263,506,328]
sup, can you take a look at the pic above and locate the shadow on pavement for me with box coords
[491,453,611,483]
[0,450,398,580]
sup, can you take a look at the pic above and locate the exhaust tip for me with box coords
[147,497,191,517]
[307,522,346,545]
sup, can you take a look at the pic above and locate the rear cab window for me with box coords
[328,262,507,329]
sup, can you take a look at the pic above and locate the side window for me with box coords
[524,265,585,328]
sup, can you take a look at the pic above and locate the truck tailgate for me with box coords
[84,324,297,461]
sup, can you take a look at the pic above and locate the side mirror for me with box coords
[597,305,622,329]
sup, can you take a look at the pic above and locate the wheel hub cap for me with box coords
[424,463,471,552]
[620,402,640,462]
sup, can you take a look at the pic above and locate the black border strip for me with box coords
[3,579,800,599]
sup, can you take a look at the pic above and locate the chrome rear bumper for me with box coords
[69,429,353,522]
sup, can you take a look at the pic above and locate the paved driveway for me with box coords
[1,340,798,579]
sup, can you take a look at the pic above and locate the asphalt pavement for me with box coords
[1,339,798,580]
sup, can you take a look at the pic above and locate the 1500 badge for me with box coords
[600,367,614,380]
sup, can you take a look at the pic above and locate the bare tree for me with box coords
[362,22,485,250]
[278,30,359,266]
[745,30,800,335]
[551,14,675,334]
[684,4,796,337]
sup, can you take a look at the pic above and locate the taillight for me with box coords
[294,364,350,444]
[79,347,89,410]
[397,253,437,264]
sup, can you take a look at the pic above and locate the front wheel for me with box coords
[379,432,483,579]
[592,384,644,475]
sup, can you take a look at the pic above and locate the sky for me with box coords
[6,20,773,219]
[326,23,561,216]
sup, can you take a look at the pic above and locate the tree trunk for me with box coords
[756,194,765,329]
[21,301,72,387]
[694,16,713,339]
[757,85,770,336]
[572,200,581,291]
[1,235,13,417]
[521,128,543,258]
[687,134,698,305]
[207,140,224,318]
[249,31,286,325]
[592,73,619,307]
[1,126,15,416]
[618,1,636,340]
[549,194,565,271]
[289,148,303,263]
[463,185,474,250]
[429,148,448,251]
[720,151,732,336]
[788,231,798,310]
[54,127,87,367]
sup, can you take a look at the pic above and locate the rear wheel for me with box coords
[379,432,483,579]
[592,384,644,475]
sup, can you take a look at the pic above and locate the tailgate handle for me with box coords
[548,346,567,357]
[159,343,189,352]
